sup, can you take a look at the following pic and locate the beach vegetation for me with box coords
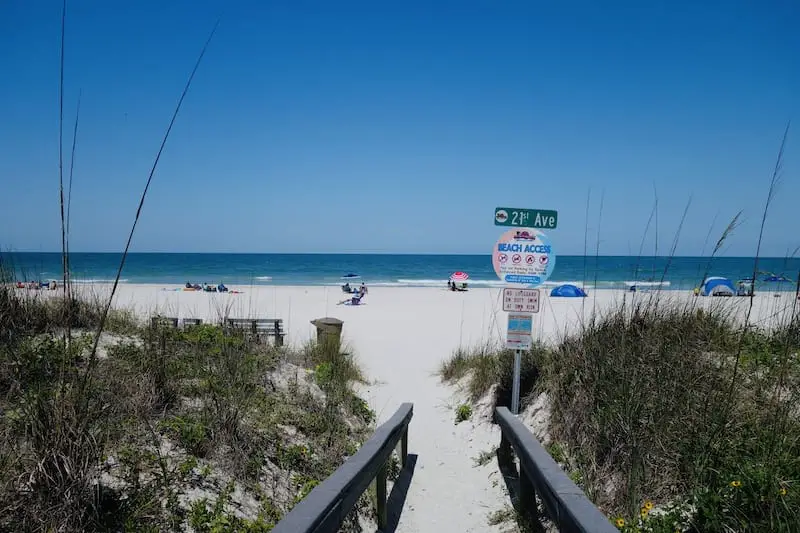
[0,274,375,531]
[455,403,473,423]
[441,299,800,532]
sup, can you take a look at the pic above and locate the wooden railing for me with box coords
[272,403,414,533]
[494,406,617,533]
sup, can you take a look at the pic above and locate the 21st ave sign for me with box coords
[494,207,558,229]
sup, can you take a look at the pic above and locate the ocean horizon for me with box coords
[3,252,799,292]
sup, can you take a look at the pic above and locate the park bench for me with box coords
[150,316,204,330]
[224,318,285,346]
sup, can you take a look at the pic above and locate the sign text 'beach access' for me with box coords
[492,228,556,287]
[494,207,558,229]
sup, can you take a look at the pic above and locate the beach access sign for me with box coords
[492,228,556,287]
[495,207,558,229]
[503,288,540,313]
[506,312,533,350]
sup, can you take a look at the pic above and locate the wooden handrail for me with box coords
[494,406,617,533]
[272,402,413,533]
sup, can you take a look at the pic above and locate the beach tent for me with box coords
[701,277,735,296]
[550,284,587,297]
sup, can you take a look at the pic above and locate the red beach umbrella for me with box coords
[450,271,469,282]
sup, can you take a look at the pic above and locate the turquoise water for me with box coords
[2,252,798,291]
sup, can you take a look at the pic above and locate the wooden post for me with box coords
[498,433,513,464]
[275,319,284,346]
[376,462,388,529]
[400,426,409,468]
[518,462,538,527]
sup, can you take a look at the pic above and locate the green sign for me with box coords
[494,207,558,229]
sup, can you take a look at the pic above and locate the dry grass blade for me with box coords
[83,18,221,391]
[696,210,742,293]
[64,90,82,305]
[701,121,791,467]
[58,0,68,319]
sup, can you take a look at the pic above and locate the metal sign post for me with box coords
[506,312,533,414]
[511,349,522,415]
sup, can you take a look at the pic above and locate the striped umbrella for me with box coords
[450,271,469,282]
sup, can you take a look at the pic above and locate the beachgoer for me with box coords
[344,282,351,293]
[49,280,57,290]
[360,282,367,295]
[693,287,700,296]
[185,282,192,289]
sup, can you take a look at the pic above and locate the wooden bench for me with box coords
[150,316,204,330]
[224,318,285,346]
[151,316,179,329]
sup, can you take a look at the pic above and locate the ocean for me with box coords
[1,253,798,291]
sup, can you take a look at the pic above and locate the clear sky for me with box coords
[0,0,798,256]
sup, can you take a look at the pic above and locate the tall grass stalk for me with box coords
[714,123,791,440]
[83,19,220,394]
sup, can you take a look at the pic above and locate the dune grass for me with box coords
[0,278,375,532]
[440,297,800,532]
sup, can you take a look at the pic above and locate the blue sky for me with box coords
[1,0,798,255]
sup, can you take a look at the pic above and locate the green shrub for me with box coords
[160,415,212,457]
[455,403,472,423]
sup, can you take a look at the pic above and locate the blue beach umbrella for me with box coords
[341,273,360,280]
[762,273,791,283]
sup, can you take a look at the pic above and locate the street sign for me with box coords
[506,312,533,350]
[495,207,558,229]
[503,288,540,313]
[492,228,556,287]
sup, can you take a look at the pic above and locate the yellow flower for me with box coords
[640,507,649,518]
[730,480,742,488]
[615,517,625,528]
[779,487,787,496]
[643,500,654,511]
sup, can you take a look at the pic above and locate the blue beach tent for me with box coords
[700,277,735,296]
[550,284,587,297]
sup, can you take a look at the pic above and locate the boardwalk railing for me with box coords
[494,406,617,533]
[272,402,414,533]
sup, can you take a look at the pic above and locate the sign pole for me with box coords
[511,348,522,415]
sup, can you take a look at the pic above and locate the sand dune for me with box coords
[71,283,796,532]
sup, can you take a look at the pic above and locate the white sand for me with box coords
[80,283,797,532]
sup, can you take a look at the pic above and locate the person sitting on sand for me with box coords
[343,282,351,293]
[185,281,192,289]
[338,292,364,306]
[218,283,228,293]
